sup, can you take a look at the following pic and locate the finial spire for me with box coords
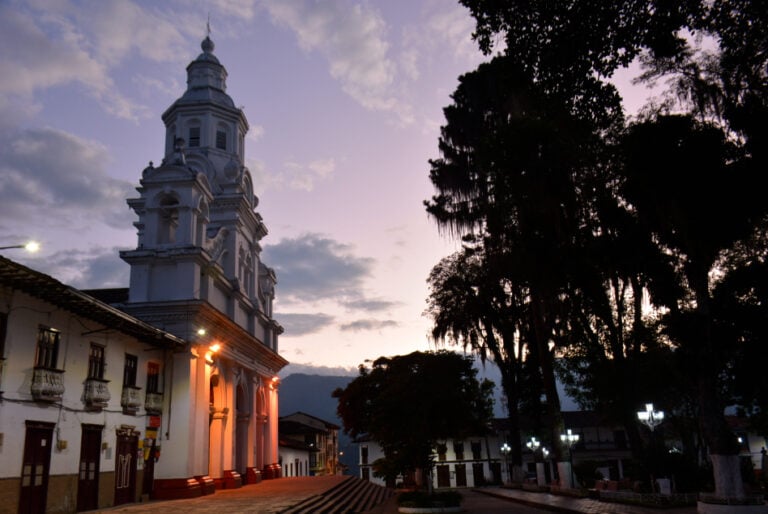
[201,14,215,54]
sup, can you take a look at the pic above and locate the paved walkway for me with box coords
[90,476,702,514]
[478,487,699,514]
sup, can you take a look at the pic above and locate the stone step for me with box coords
[280,476,394,514]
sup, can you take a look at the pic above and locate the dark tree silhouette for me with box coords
[426,243,527,479]
[427,0,768,498]
[333,351,494,488]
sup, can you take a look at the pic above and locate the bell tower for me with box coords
[120,35,280,348]
[119,36,286,497]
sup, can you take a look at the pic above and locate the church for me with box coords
[0,35,287,512]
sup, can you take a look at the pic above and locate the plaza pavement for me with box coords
[91,475,701,514]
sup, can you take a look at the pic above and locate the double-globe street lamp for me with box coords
[561,428,580,488]
[637,403,664,431]
[500,443,511,484]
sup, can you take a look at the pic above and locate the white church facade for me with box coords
[0,35,286,513]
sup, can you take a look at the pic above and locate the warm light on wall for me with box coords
[270,376,279,389]
[205,343,221,364]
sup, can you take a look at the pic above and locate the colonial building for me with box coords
[0,256,186,512]
[357,412,635,490]
[0,34,286,513]
[279,412,341,477]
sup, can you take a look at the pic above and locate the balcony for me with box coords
[83,378,111,411]
[31,367,65,402]
[121,385,142,415]
[145,392,163,415]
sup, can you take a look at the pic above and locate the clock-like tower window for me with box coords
[189,126,201,147]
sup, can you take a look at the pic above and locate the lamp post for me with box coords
[560,428,580,489]
[500,443,511,484]
[526,437,540,453]
[637,403,665,492]
[0,242,40,252]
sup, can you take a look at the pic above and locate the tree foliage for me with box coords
[425,0,768,497]
[332,351,494,479]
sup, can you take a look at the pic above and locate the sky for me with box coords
[0,0,652,377]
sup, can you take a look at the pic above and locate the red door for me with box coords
[18,421,55,514]
[77,424,102,511]
[113,429,138,506]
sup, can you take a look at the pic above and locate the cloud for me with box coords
[262,0,412,123]
[0,127,136,228]
[263,233,374,303]
[339,319,399,332]
[211,0,259,20]
[257,157,336,192]
[423,3,480,63]
[340,298,399,312]
[0,6,107,97]
[277,312,335,337]
[279,158,336,191]
[247,125,266,142]
[25,247,130,289]
[0,1,186,121]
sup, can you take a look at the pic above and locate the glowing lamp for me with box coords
[0,241,40,252]
[637,403,664,431]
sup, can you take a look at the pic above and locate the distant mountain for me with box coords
[278,373,357,474]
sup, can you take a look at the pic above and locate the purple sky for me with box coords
[0,0,654,375]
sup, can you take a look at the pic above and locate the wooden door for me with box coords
[436,465,450,488]
[455,464,467,487]
[490,461,502,484]
[77,424,102,511]
[472,462,485,486]
[113,429,138,506]
[18,421,55,514]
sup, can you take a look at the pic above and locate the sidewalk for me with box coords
[89,477,702,514]
[476,487,698,514]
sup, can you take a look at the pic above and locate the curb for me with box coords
[472,489,583,514]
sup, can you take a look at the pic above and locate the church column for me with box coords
[219,365,242,488]
[152,351,206,500]
[264,376,280,478]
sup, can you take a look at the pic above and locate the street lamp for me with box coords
[560,428,580,488]
[500,443,511,484]
[638,403,665,493]
[637,403,664,431]
[526,437,540,453]
[0,241,40,252]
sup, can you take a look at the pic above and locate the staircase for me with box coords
[280,476,394,514]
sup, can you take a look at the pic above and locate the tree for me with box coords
[333,351,494,488]
[425,243,527,480]
[425,55,604,465]
[620,114,767,497]
[449,0,768,499]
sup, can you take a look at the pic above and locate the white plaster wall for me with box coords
[279,447,310,477]
[0,290,173,479]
